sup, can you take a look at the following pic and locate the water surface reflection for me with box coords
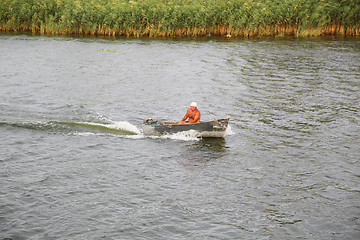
[177,138,228,170]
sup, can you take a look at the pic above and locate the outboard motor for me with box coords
[144,118,156,124]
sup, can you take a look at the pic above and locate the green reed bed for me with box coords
[1,0,359,37]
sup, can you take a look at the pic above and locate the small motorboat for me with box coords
[142,118,229,138]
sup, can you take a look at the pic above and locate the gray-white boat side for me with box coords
[142,118,229,138]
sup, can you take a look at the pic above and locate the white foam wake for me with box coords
[80,121,141,134]
[154,130,201,141]
[226,124,235,136]
[107,121,141,134]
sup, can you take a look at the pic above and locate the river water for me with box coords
[0,34,359,239]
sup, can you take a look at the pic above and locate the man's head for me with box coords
[190,102,197,110]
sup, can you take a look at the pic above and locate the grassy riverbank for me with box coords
[1,0,359,38]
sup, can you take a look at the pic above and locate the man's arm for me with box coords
[181,111,189,122]
[193,111,200,123]
[178,111,189,124]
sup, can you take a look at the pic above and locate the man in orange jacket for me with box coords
[178,102,201,124]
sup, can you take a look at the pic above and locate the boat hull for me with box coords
[142,118,229,138]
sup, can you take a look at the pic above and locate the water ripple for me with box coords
[0,35,359,239]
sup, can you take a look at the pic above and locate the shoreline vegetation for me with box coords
[1,0,359,38]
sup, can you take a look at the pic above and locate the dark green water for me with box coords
[0,34,359,239]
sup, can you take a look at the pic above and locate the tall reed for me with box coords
[1,0,359,37]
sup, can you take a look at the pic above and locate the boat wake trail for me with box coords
[0,116,141,136]
[64,121,141,135]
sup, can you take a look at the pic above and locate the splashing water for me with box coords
[159,130,201,141]
[0,116,141,136]
[226,125,235,136]
[78,121,141,135]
